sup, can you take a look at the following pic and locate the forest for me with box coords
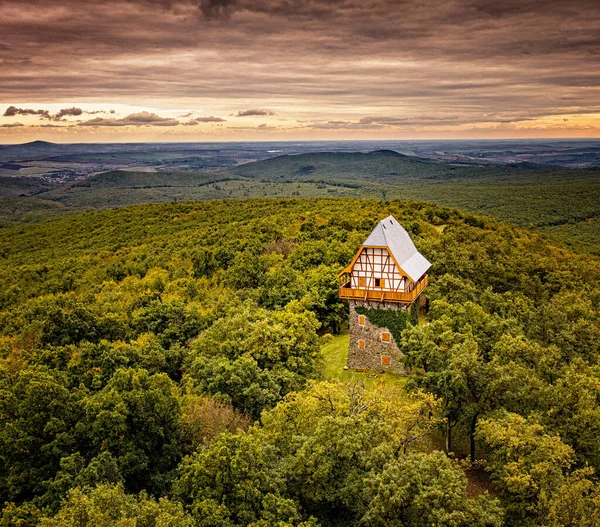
[3,150,599,256]
[1,197,600,526]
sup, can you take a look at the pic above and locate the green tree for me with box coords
[40,483,194,527]
[400,318,476,455]
[0,365,77,502]
[39,451,122,512]
[361,451,503,527]
[541,363,600,472]
[302,265,347,334]
[79,368,182,494]
[175,432,300,527]
[185,302,321,418]
[541,468,600,527]
[477,411,574,524]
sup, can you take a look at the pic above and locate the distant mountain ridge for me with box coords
[0,140,55,148]
[21,140,57,148]
[0,140,70,159]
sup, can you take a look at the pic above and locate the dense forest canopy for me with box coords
[1,197,600,526]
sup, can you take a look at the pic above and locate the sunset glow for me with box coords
[1,0,599,142]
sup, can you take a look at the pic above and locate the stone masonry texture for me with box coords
[347,300,407,374]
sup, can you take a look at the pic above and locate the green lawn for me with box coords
[321,330,407,391]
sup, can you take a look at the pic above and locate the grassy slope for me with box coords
[0,175,57,198]
[231,150,445,182]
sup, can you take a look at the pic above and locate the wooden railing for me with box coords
[339,275,428,304]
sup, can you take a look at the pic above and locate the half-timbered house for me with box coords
[338,215,431,372]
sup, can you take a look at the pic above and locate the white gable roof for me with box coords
[362,215,431,281]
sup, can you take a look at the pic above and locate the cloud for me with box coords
[1,0,600,138]
[0,57,31,65]
[1,122,24,127]
[306,112,546,130]
[4,106,50,119]
[85,109,115,115]
[3,106,114,121]
[52,107,83,120]
[236,109,276,117]
[358,116,409,126]
[308,120,384,130]
[78,111,180,127]
[182,116,226,125]
[199,0,237,19]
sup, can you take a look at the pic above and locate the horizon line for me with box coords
[2,137,600,146]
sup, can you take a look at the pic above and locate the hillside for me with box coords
[2,150,600,255]
[231,150,439,182]
[232,151,600,253]
[0,168,360,220]
[34,170,238,209]
[2,197,600,526]
[0,175,57,198]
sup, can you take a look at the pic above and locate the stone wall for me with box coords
[347,300,408,374]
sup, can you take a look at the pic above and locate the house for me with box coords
[338,215,431,372]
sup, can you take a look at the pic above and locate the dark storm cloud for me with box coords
[78,112,180,126]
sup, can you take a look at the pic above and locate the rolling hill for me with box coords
[0,175,57,198]
[2,149,600,254]
[232,151,600,254]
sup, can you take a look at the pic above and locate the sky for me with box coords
[1,0,599,143]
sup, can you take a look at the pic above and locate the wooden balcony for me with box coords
[339,275,428,304]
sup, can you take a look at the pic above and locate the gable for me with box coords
[362,216,430,281]
[349,246,406,277]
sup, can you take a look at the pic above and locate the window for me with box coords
[381,355,391,366]
[358,315,365,326]
[358,339,365,349]
[381,332,391,343]
[358,277,366,287]
[374,278,385,288]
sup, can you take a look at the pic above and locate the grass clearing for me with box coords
[321,330,407,391]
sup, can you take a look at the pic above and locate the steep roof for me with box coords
[362,215,431,281]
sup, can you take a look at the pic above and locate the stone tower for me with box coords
[338,216,431,373]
